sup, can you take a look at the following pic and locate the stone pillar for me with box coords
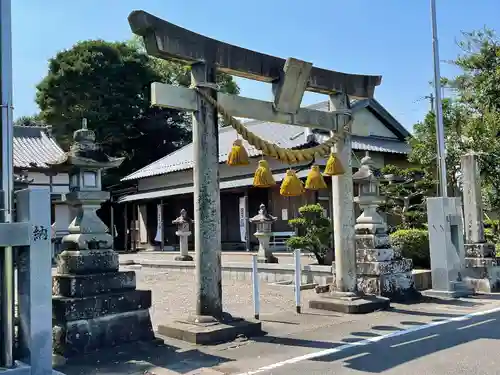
[249,204,278,263]
[462,152,495,256]
[51,120,154,358]
[461,151,498,292]
[329,93,357,293]
[174,209,193,261]
[353,154,419,301]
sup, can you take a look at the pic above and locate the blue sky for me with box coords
[11,0,500,130]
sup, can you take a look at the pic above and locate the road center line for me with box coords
[390,333,439,348]
[235,305,500,375]
[457,318,495,330]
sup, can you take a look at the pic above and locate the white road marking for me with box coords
[235,305,500,375]
[390,333,439,348]
[457,318,495,330]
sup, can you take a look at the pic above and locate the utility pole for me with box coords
[430,0,448,197]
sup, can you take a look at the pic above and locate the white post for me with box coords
[251,254,260,320]
[294,249,302,314]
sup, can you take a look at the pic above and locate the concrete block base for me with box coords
[309,294,390,314]
[157,315,263,345]
[421,282,474,299]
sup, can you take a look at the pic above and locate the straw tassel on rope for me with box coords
[323,153,345,176]
[280,169,305,197]
[253,160,275,187]
[305,165,327,190]
[227,139,249,166]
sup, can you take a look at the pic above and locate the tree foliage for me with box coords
[409,28,500,209]
[286,204,333,265]
[379,165,436,230]
[35,38,240,187]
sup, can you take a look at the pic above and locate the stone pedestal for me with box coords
[175,231,192,261]
[255,231,278,263]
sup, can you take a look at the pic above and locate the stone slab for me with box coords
[357,258,413,275]
[465,242,496,258]
[356,248,395,262]
[355,234,390,250]
[421,288,472,299]
[357,272,420,302]
[309,295,390,314]
[465,257,499,268]
[157,317,263,345]
[53,309,155,357]
[53,270,136,298]
[53,289,152,322]
[56,249,119,275]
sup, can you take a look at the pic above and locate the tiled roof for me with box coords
[122,100,410,182]
[13,126,65,169]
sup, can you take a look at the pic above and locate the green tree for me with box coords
[14,114,44,127]
[36,39,240,186]
[379,165,436,230]
[286,204,333,265]
[408,99,468,196]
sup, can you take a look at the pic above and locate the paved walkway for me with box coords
[58,290,500,375]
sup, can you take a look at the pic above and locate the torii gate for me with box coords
[129,10,381,324]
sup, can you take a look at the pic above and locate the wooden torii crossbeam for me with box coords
[128,10,382,324]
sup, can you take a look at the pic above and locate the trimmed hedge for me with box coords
[390,229,430,269]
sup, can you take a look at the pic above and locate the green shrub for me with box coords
[287,204,333,265]
[390,229,429,269]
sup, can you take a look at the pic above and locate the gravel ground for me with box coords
[129,266,318,327]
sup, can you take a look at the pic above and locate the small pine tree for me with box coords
[286,204,333,265]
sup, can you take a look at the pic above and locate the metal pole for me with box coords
[294,249,301,314]
[430,0,448,197]
[0,0,15,366]
[251,254,260,320]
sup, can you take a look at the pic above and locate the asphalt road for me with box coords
[237,308,500,375]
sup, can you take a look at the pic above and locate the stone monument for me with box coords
[352,153,419,301]
[174,209,193,261]
[249,204,278,263]
[461,151,500,292]
[424,195,473,298]
[51,119,154,358]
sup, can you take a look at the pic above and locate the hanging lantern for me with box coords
[280,169,305,197]
[227,139,249,166]
[253,159,275,187]
[323,153,345,176]
[305,165,327,190]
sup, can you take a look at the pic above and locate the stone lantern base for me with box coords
[355,232,420,302]
[52,248,155,358]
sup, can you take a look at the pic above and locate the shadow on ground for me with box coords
[308,311,500,373]
[57,339,233,375]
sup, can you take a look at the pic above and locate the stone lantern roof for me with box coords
[249,204,277,223]
[47,119,124,170]
[352,152,382,183]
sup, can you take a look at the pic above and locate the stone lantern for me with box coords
[173,209,193,261]
[249,203,278,263]
[352,152,386,235]
[49,119,155,358]
[352,152,418,301]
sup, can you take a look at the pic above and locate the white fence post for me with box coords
[294,249,301,313]
[251,254,260,319]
